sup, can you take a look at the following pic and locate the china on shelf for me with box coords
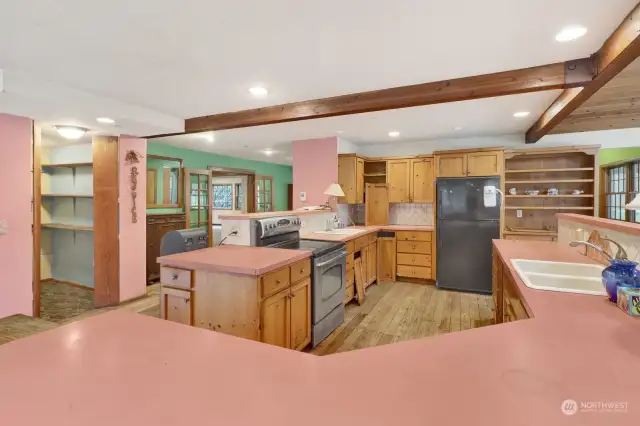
[547,188,559,196]
[524,189,540,195]
[509,188,517,195]
[572,189,585,195]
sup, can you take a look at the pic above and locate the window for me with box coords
[212,184,233,209]
[603,159,640,223]
[256,176,274,212]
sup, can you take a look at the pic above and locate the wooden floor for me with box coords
[310,281,495,356]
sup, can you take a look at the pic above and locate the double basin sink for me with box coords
[511,259,607,296]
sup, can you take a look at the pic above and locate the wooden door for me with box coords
[377,237,396,282]
[411,158,434,202]
[467,150,503,177]
[356,158,365,203]
[147,169,158,205]
[338,156,357,204]
[290,278,311,351]
[387,160,411,202]
[436,154,467,177]
[184,168,213,245]
[367,242,378,285]
[261,287,291,348]
[365,184,389,225]
[160,287,193,325]
[256,176,275,212]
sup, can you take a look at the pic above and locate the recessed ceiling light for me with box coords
[54,125,89,140]
[199,132,214,143]
[513,111,530,118]
[96,117,115,124]
[249,86,268,97]
[556,26,587,42]
[388,131,400,137]
[453,126,463,131]
[262,149,276,156]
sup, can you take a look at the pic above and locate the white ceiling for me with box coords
[0,0,636,148]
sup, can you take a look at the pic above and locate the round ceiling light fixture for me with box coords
[199,132,215,143]
[556,26,587,42]
[513,111,530,118]
[54,125,89,140]
[96,117,115,124]
[249,86,268,97]
[388,131,400,137]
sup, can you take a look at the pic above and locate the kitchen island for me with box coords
[157,244,313,350]
[0,239,637,425]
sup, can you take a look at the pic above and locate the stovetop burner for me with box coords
[270,239,345,257]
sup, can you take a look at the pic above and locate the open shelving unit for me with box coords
[502,146,599,242]
[363,160,387,185]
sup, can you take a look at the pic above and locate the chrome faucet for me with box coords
[569,239,628,261]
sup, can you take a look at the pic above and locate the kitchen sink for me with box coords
[511,259,607,296]
[312,229,367,236]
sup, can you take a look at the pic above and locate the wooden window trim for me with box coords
[601,157,640,223]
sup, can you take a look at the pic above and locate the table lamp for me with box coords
[323,183,345,209]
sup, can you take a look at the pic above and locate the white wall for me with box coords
[338,137,359,154]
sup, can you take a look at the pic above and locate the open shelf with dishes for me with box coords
[502,146,598,242]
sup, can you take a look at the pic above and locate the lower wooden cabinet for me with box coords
[290,278,312,351]
[160,286,193,326]
[492,246,529,324]
[396,231,434,280]
[378,237,396,282]
[367,242,377,286]
[261,287,290,348]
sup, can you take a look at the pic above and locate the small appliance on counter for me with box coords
[253,215,347,347]
[160,228,209,256]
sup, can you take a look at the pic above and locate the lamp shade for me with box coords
[625,194,640,211]
[324,183,345,197]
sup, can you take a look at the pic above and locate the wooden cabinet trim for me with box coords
[260,267,291,299]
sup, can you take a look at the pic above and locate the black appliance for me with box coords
[160,228,209,256]
[436,177,501,294]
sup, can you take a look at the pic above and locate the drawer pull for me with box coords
[276,280,281,284]
[412,245,416,249]
[300,268,304,274]
[172,273,179,280]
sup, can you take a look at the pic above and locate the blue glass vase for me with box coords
[602,260,640,303]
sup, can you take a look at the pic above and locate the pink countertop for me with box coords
[219,209,334,220]
[1,240,638,425]
[301,225,434,242]
[157,245,311,275]
[557,213,640,237]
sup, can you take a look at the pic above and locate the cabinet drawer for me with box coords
[397,253,431,267]
[160,267,193,289]
[148,217,169,225]
[261,267,290,298]
[160,287,193,325]
[354,236,368,252]
[346,240,355,254]
[346,267,354,286]
[396,231,432,242]
[397,241,431,254]
[397,265,432,279]
[290,259,311,283]
[344,284,355,304]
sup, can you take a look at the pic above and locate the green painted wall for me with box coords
[599,147,640,166]
[147,142,293,212]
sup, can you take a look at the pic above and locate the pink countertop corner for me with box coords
[556,213,640,237]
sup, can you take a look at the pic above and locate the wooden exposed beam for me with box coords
[526,2,640,143]
[179,61,592,135]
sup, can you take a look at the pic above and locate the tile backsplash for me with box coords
[337,203,434,226]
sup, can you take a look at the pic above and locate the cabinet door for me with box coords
[377,237,396,282]
[359,246,368,288]
[356,158,365,203]
[436,154,467,178]
[160,287,193,325]
[387,160,411,203]
[338,156,357,204]
[290,278,311,351]
[261,288,291,348]
[368,242,378,284]
[467,150,502,177]
[365,184,389,226]
[411,158,434,203]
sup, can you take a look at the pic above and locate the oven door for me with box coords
[313,249,347,322]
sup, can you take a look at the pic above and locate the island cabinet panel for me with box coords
[290,278,311,351]
[492,248,529,324]
[261,288,291,349]
[160,287,193,326]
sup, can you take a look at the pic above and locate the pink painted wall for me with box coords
[118,136,147,302]
[292,137,338,209]
[0,114,33,317]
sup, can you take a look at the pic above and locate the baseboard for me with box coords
[41,278,94,291]
[396,276,435,285]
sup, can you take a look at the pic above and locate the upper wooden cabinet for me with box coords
[387,160,411,203]
[338,155,364,204]
[410,158,434,203]
[365,183,389,225]
[436,150,503,178]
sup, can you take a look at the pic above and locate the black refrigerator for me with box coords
[436,177,501,294]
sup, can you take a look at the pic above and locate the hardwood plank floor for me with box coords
[309,281,495,356]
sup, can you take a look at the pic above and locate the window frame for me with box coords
[601,157,640,223]
[212,183,234,210]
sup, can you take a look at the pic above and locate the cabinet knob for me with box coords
[276,280,281,284]
[412,245,416,249]
[172,273,178,280]
[300,268,304,274]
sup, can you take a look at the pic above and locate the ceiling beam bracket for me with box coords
[564,57,595,88]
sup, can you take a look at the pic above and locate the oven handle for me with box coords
[315,252,346,268]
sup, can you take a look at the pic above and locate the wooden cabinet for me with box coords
[436,153,467,177]
[388,160,411,203]
[396,231,434,280]
[261,288,291,348]
[410,158,434,203]
[289,278,311,350]
[493,246,529,324]
[160,287,193,326]
[378,237,396,282]
[338,155,364,204]
[147,213,186,282]
[436,150,503,177]
[367,242,378,285]
[365,184,389,225]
